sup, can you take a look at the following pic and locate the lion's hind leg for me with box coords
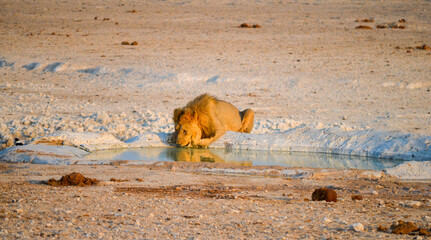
[238,109,254,133]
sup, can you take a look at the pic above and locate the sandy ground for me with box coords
[1,162,431,239]
[0,0,430,136]
[1,0,431,239]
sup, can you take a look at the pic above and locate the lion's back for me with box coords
[184,94,218,136]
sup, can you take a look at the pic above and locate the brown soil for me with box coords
[377,225,388,232]
[46,172,99,186]
[391,220,419,234]
[355,19,374,23]
[311,188,337,202]
[239,23,261,28]
[417,44,430,50]
[109,177,129,182]
[377,23,406,29]
[419,228,430,236]
[351,195,363,201]
[355,25,372,30]
[115,184,281,200]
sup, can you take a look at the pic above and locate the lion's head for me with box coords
[173,108,202,147]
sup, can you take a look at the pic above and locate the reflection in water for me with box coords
[85,147,405,170]
[165,148,252,166]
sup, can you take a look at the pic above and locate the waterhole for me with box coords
[85,147,404,170]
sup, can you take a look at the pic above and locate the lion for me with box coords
[172,94,254,147]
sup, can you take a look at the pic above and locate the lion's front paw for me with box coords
[196,138,211,148]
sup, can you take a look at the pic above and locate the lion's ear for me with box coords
[181,108,196,122]
[173,108,183,123]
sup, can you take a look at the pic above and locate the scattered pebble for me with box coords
[15,209,23,214]
[121,41,138,46]
[351,195,363,201]
[239,23,261,28]
[404,201,421,208]
[352,222,364,232]
[419,228,430,236]
[371,190,378,195]
[355,18,374,23]
[376,23,406,29]
[416,44,430,50]
[377,225,388,232]
[355,25,372,30]
[311,188,337,202]
[110,177,129,182]
[391,220,418,234]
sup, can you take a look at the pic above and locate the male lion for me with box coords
[173,94,254,147]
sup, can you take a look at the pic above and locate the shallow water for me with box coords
[85,147,405,170]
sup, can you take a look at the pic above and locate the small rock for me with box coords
[355,25,372,30]
[239,23,261,28]
[15,209,23,214]
[323,217,332,223]
[391,220,418,234]
[355,18,374,23]
[13,131,22,139]
[371,190,379,195]
[351,195,363,201]
[377,225,388,232]
[312,188,337,202]
[401,201,421,208]
[352,222,364,232]
[6,138,14,147]
[419,228,430,236]
[0,83,11,89]
[416,44,430,50]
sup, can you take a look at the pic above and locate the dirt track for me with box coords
[1,162,430,239]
